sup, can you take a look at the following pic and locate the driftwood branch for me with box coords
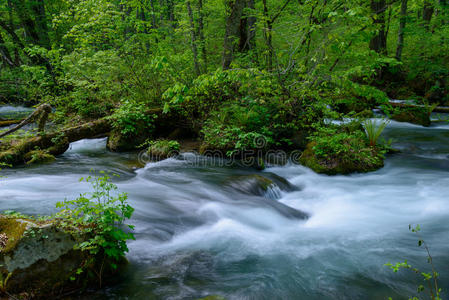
[0,104,51,139]
[0,119,111,166]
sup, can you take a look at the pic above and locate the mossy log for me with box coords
[0,104,51,139]
[0,119,111,166]
[389,101,449,113]
[0,119,22,127]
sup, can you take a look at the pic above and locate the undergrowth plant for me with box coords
[363,119,389,147]
[56,171,135,268]
[386,225,442,300]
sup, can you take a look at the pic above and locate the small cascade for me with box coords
[264,184,283,200]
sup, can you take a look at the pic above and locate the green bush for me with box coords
[56,172,135,264]
[110,100,156,137]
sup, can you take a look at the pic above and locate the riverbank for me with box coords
[1,118,448,299]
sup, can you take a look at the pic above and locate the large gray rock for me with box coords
[0,216,84,296]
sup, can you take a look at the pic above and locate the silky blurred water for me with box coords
[1,117,449,299]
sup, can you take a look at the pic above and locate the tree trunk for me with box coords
[31,0,50,48]
[369,0,387,54]
[0,34,15,67]
[238,0,256,52]
[222,0,246,69]
[423,0,434,30]
[197,0,207,72]
[246,0,256,51]
[149,0,158,29]
[12,0,41,46]
[262,0,273,70]
[186,0,201,76]
[395,0,408,60]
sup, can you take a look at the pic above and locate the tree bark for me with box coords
[11,0,41,46]
[0,34,15,67]
[422,0,434,30]
[369,0,387,54]
[149,0,158,29]
[262,0,273,70]
[222,0,246,69]
[395,0,408,61]
[186,0,201,76]
[31,0,50,48]
[238,0,256,52]
[197,0,207,71]
[246,0,256,51]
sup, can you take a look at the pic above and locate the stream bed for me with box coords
[1,117,449,299]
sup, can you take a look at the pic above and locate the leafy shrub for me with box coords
[386,225,442,300]
[146,139,180,159]
[110,100,156,137]
[163,69,283,121]
[56,172,135,264]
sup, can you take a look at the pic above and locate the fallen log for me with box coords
[0,119,111,166]
[0,103,51,139]
[0,119,22,127]
[388,101,449,113]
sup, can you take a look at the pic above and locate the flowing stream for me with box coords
[1,111,449,299]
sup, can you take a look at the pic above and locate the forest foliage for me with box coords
[0,0,448,165]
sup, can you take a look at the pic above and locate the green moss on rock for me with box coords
[147,139,180,160]
[107,129,148,151]
[24,150,55,165]
[0,217,27,253]
[0,214,126,298]
[391,107,431,127]
[300,141,384,175]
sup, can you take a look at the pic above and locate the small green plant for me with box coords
[363,119,389,147]
[424,101,440,117]
[146,139,181,159]
[56,171,135,265]
[386,225,441,300]
[0,270,12,294]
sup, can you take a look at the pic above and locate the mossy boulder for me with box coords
[146,140,180,160]
[107,129,148,152]
[391,107,431,127]
[0,215,125,298]
[0,215,82,296]
[299,141,384,175]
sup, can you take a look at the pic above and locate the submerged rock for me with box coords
[225,174,308,219]
[225,174,296,198]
